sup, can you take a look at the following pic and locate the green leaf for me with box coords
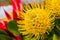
[55,18,60,36]
[47,29,55,40]
[55,18,60,27]
[0,0,11,6]
[0,30,13,40]
[8,20,20,35]
[54,27,60,36]
[53,34,58,40]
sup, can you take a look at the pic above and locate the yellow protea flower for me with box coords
[45,0,60,18]
[45,0,60,9]
[17,2,55,40]
[23,8,54,35]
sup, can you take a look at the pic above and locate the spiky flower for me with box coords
[17,2,55,40]
[45,0,60,18]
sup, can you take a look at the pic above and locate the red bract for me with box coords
[16,0,24,11]
[4,10,12,21]
[11,0,19,20]
[13,9,18,20]
[11,0,24,20]
[11,0,18,11]
[0,19,7,30]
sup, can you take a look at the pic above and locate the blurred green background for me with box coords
[0,0,11,6]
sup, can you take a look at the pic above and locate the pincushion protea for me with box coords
[17,1,60,40]
[17,2,55,40]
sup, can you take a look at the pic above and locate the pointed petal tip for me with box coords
[0,19,7,30]
[4,9,12,21]
[13,9,18,20]
[16,0,24,11]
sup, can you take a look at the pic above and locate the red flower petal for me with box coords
[4,10,12,21]
[16,0,24,11]
[4,21,8,27]
[11,0,19,20]
[11,0,18,11]
[0,19,7,30]
[13,9,18,20]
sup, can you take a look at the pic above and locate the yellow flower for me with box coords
[45,0,60,9]
[17,2,55,40]
[45,0,60,17]
[24,8,54,34]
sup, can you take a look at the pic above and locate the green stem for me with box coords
[53,34,58,40]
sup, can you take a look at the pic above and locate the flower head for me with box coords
[18,3,55,39]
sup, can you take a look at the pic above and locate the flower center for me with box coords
[22,8,55,36]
